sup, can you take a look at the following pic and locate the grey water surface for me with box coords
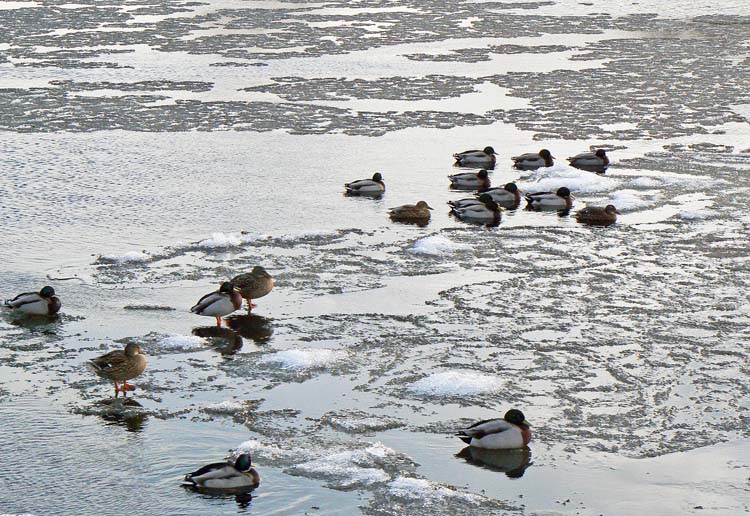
[1,0,749,514]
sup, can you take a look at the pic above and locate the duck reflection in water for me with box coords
[225,313,274,344]
[97,397,148,433]
[192,326,243,355]
[455,447,532,478]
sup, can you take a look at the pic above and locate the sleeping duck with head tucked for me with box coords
[4,285,61,316]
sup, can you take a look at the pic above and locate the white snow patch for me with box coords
[388,476,482,503]
[629,177,662,188]
[519,163,618,194]
[158,334,206,350]
[409,370,501,396]
[203,400,247,414]
[678,209,716,220]
[408,235,470,256]
[291,444,395,487]
[194,232,248,248]
[260,349,345,370]
[99,250,150,263]
[610,189,658,211]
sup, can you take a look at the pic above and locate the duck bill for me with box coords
[522,419,531,426]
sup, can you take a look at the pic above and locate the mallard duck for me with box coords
[453,146,497,168]
[480,182,522,207]
[457,409,532,449]
[344,173,385,196]
[448,169,490,191]
[450,193,502,225]
[231,266,274,313]
[512,149,554,170]
[183,454,260,494]
[456,447,532,478]
[88,342,147,397]
[3,286,61,316]
[388,201,433,223]
[191,282,243,327]
[568,149,609,172]
[525,187,573,210]
[575,204,620,226]
[447,197,484,209]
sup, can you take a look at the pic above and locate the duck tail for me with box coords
[455,432,472,444]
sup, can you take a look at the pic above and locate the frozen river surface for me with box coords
[1,0,749,514]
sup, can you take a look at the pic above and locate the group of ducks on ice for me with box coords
[4,282,533,493]
[345,146,619,227]
[5,146,579,493]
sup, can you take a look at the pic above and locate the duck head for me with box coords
[371,172,383,182]
[503,182,518,193]
[39,286,56,298]
[415,201,433,210]
[556,187,571,198]
[234,454,253,472]
[604,204,620,215]
[124,342,143,357]
[595,149,607,158]
[483,146,497,155]
[504,409,530,426]
[477,169,489,179]
[220,281,237,294]
[539,149,554,159]
[251,266,272,278]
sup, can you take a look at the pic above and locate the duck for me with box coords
[3,286,61,316]
[88,342,147,398]
[448,169,490,191]
[456,409,532,449]
[453,146,497,168]
[511,149,554,170]
[447,197,484,210]
[450,193,502,225]
[388,201,433,224]
[191,281,243,327]
[568,149,609,172]
[575,204,620,226]
[480,182,522,207]
[344,173,385,196]
[183,453,260,494]
[231,266,274,313]
[525,187,573,210]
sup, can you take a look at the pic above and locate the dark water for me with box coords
[1,0,749,514]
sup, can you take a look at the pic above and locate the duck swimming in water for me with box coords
[453,146,497,168]
[511,149,554,170]
[183,453,260,494]
[568,149,609,173]
[344,173,385,196]
[575,204,620,226]
[480,182,522,208]
[450,193,502,226]
[388,201,433,224]
[525,187,574,210]
[3,286,61,316]
[457,409,532,449]
[448,169,490,191]
[191,282,243,327]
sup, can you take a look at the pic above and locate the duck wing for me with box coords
[457,418,513,441]
[567,152,595,162]
[4,292,41,308]
[511,152,539,162]
[190,291,223,314]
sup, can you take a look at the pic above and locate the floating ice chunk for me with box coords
[98,250,150,263]
[389,476,483,504]
[408,370,501,396]
[629,177,662,188]
[202,400,248,415]
[519,163,618,194]
[610,189,658,211]
[678,209,716,220]
[158,334,206,350]
[408,235,470,256]
[260,349,345,370]
[195,232,247,248]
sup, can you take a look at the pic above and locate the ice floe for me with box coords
[408,370,501,396]
[260,348,346,370]
[408,235,471,256]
